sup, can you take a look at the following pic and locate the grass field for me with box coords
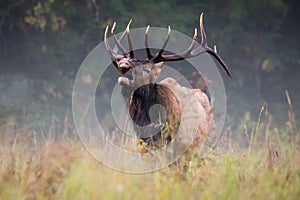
[1,105,300,200]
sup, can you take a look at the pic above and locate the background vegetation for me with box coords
[0,0,299,199]
[1,0,299,129]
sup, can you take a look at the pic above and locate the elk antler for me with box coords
[148,13,232,77]
[104,13,232,77]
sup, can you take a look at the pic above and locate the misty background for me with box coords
[0,0,299,141]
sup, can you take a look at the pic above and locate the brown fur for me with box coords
[118,62,214,153]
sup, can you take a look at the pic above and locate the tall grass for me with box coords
[0,98,299,199]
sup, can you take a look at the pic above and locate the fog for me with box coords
[0,0,299,141]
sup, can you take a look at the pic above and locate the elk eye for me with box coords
[144,69,151,74]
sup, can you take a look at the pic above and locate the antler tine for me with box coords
[126,19,134,58]
[150,28,197,62]
[145,25,153,60]
[112,19,132,54]
[200,13,208,48]
[111,22,128,57]
[113,23,128,53]
[153,26,171,61]
[104,25,123,60]
[169,28,197,59]
[192,13,232,77]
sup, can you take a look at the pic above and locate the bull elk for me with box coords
[104,13,231,155]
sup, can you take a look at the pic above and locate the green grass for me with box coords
[1,112,300,200]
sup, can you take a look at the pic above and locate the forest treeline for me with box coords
[0,0,299,132]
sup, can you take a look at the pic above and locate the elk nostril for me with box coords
[120,61,132,69]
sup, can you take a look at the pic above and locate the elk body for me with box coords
[104,14,231,154]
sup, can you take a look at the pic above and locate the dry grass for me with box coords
[1,103,300,199]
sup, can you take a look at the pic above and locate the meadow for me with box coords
[0,101,299,200]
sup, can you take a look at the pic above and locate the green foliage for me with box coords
[0,0,299,132]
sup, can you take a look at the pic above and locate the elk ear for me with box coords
[151,62,164,79]
[154,62,164,69]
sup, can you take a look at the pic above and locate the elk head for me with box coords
[104,13,231,154]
